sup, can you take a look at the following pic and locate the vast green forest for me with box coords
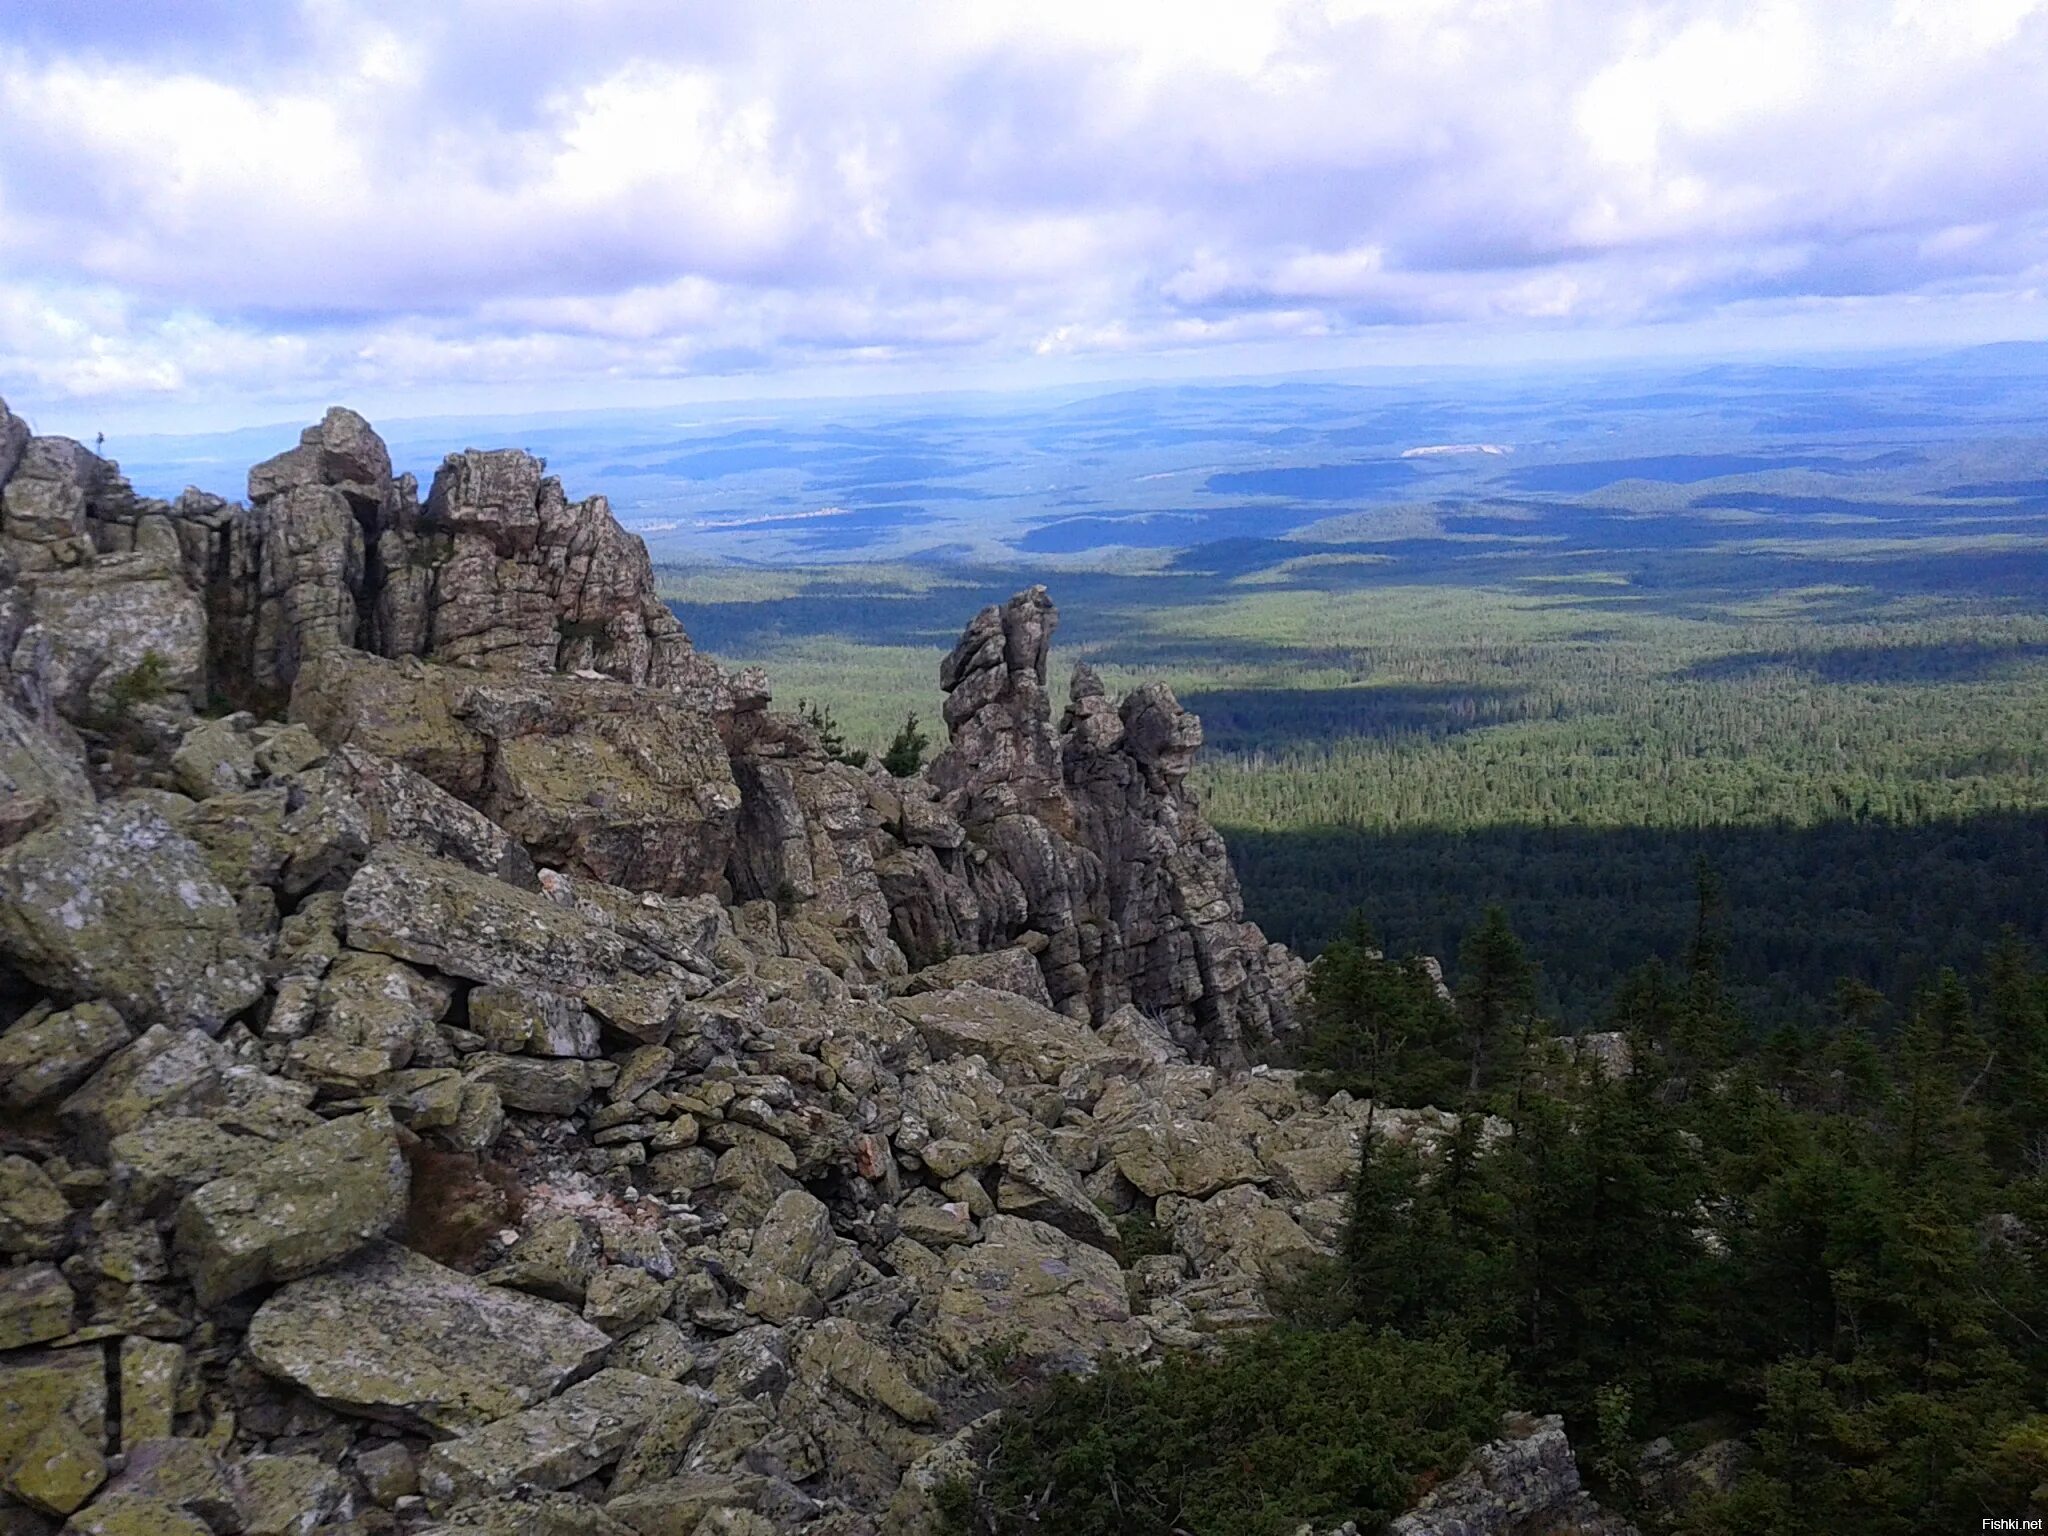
[941,912,2048,1535]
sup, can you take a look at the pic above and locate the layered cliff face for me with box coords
[0,399,1616,1536]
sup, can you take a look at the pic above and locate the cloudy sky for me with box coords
[3,0,2047,432]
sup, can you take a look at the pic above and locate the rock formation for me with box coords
[0,398,1620,1535]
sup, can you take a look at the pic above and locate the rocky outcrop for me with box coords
[877,587,1299,1063]
[1389,1414,1640,1536]
[290,650,740,895]
[0,398,1338,1536]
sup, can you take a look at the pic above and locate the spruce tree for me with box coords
[1456,905,1535,1101]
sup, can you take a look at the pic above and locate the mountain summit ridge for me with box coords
[0,397,1619,1536]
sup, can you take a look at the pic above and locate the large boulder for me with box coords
[172,1106,409,1305]
[58,1025,234,1160]
[247,483,365,700]
[248,406,393,505]
[1158,1183,1328,1288]
[8,550,208,724]
[419,447,703,690]
[996,1129,1121,1255]
[246,1242,613,1434]
[932,1215,1149,1375]
[420,1369,689,1502]
[0,1346,107,1515]
[890,984,1113,1087]
[0,396,28,493]
[1110,1114,1267,1199]
[459,673,740,894]
[292,653,740,895]
[2,436,99,548]
[1390,1413,1636,1536]
[0,999,131,1109]
[317,743,537,886]
[289,650,485,798]
[0,802,266,1031]
[340,847,689,1041]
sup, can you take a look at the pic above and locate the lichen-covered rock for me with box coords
[459,673,741,895]
[883,1413,1000,1536]
[291,652,741,896]
[602,1470,776,1534]
[466,1055,593,1116]
[0,802,265,1031]
[172,1106,409,1305]
[3,435,100,548]
[1110,1114,1267,1199]
[0,1346,106,1509]
[470,984,601,1058]
[1159,1182,1329,1289]
[0,999,131,1108]
[885,587,1302,1060]
[289,649,486,798]
[0,1154,73,1257]
[7,1411,106,1515]
[94,1437,238,1531]
[341,847,685,1040]
[169,714,258,800]
[317,741,537,885]
[0,1263,74,1349]
[65,1494,216,1536]
[59,1025,232,1160]
[891,984,1111,1087]
[235,1452,357,1536]
[486,1214,599,1303]
[315,950,453,1066]
[419,446,705,692]
[933,1215,1149,1375]
[0,698,91,849]
[118,1336,183,1449]
[995,1129,1120,1255]
[8,548,207,724]
[899,946,1053,1009]
[246,1241,613,1434]
[793,1317,939,1427]
[420,1491,638,1535]
[421,1368,690,1503]
[0,396,28,494]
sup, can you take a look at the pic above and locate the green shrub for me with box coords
[104,649,172,714]
[945,1326,1510,1536]
[1111,1205,1175,1262]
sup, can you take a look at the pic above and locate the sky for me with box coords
[3,0,2048,434]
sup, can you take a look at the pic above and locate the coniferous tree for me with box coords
[1301,912,1460,1105]
[881,711,930,778]
[1455,905,1535,1100]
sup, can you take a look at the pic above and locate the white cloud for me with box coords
[0,0,2045,424]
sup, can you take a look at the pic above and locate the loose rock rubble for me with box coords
[0,398,1611,1536]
